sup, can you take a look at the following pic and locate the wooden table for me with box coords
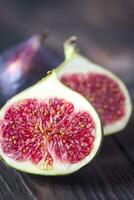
[0,0,134,199]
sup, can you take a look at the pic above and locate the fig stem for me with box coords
[64,36,79,61]
[38,31,49,44]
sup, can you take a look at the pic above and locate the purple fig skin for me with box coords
[0,34,63,106]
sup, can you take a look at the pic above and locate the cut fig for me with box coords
[0,71,102,175]
[56,37,132,135]
[0,32,63,106]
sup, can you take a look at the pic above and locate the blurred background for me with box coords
[0,0,134,92]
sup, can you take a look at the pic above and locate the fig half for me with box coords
[56,37,132,135]
[0,71,102,175]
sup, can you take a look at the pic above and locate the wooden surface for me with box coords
[0,0,134,199]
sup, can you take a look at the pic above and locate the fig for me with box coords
[56,37,132,135]
[0,33,63,106]
[0,70,102,175]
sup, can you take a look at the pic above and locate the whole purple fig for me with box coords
[0,33,63,106]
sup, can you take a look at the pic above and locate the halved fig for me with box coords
[56,37,132,135]
[0,71,102,175]
[0,33,63,106]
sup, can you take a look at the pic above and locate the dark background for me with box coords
[1,0,134,87]
[0,0,134,200]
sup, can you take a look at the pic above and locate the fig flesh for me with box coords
[0,71,102,175]
[56,37,132,135]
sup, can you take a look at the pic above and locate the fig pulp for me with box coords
[0,33,63,106]
[0,71,103,175]
[56,37,132,135]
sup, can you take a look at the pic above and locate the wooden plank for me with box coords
[0,174,16,200]
[114,113,134,163]
[0,161,37,200]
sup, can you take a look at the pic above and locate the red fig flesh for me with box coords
[1,98,95,165]
[61,73,125,126]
